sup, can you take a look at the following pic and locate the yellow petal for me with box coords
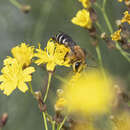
[18,82,28,93]
[23,67,35,75]
[79,0,91,8]
[3,57,16,65]
[46,40,56,56]
[71,9,92,29]
[46,62,56,71]
[34,49,49,65]
[0,75,5,82]
[2,82,17,96]
[11,43,34,67]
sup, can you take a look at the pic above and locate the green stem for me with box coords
[9,0,21,8]
[42,112,48,130]
[99,5,130,62]
[115,43,130,62]
[42,111,55,130]
[28,82,35,97]
[52,121,55,130]
[43,72,52,102]
[42,72,52,130]
[95,45,106,77]
[102,8,113,34]
[28,83,49,130]
[45,112,53,123]
[57,115,68,130]
[102,0,107,9]
[45,112,55,130]
[95,45,103,68]
[96,22,102,32]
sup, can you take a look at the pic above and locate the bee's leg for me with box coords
[64,52,69,61]
[51,36,56,41]
[69,46,75,52]
[51,36,57,44]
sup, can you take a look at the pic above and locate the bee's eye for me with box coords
[75,62,81,71]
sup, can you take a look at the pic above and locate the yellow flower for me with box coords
[121,11,130,24]
[69,72,81,86]
[56,89,64,98]
[79,0,91,8]
[35,39,71,71]
[111,29,122,41]
[0,57,35,96]
[63,70,115,115]
[72,121,95,130]
[118,0,123,2]
[71,9,92,29]
[118,0,129,3]
[11,43,34,67]
[112,112,130,130]
[54,97,67,111]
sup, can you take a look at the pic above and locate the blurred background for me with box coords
[0,0,130,130]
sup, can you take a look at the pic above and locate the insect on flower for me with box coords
[52,32,86,72]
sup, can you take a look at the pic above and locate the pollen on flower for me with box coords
[78,0,91,8]
[121,11,130,24]
[63,70,115,115]
[34,39,71,71]
[11,43,34,67]
[111,29,122,41]
[0,57,35,96]
[71,9,92,29]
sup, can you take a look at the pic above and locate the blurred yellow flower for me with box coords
[118,0,129,3]
[121,11,130,24]
[35,39,71,71]
[69,72,81,86]
[63,70,115,115]
[55,89,66,111]
[0,57,35,96]
[111,29,121,41]
[55,97,67,111]
[11,43,34,67]
[79,0,91,8]
[71,9,92,29]
[72,121,95,130]
[118,0,123,2]
[112,112,130,130]
[56,89,64,98]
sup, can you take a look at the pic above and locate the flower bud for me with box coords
[0,113,8,128]
[56,89,64,98]
[116,20,122,28]
[35,91,42,101]
[101,32,107,40]
[21,5,31,14]
[38,103,47,112]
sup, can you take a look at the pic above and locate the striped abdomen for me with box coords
[55,33,76,48]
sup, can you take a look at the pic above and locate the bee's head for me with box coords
[72,60,86,72]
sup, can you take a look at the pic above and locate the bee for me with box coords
[52,32,86,72]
